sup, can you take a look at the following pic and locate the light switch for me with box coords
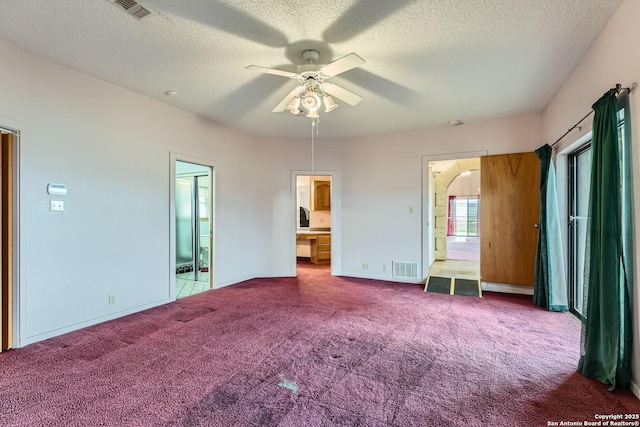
[409,206,414,214]
[50,200,64,212]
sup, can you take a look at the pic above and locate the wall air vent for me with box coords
[111,0,152,20]
[392,261,419,279]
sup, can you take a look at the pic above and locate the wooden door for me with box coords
[1,132,12,352]
[480,152,540,286]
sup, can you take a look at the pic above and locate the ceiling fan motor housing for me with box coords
[301,49,320,63]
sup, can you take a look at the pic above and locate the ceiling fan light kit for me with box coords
[323,95,338,113]
[301,89,321,111]
[246,50,365,121]
[287,97,301,115]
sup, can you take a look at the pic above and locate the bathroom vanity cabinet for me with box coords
[296,232,331,264]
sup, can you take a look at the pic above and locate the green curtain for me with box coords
[619,91,635,319]
[577,90,632,390]
[533,145,551,309]
[533,144,568,311]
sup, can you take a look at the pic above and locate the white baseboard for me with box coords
[213,274,258,289]
[482,282,534,295]
[338,272,422,284]
[20,297,173,347]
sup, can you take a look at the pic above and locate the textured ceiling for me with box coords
[0,0,624,138]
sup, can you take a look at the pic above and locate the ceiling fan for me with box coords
[246,50,365,118]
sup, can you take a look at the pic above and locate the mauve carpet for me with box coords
[1,261,639,426]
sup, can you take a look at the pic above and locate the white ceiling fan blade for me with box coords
[245,65,298,78]
[272,85,304,112]
[319,53,365,77]
[323,83,363,106]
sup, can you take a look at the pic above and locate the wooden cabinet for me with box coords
[312,180,331,210]
[296,233,331,264]
[314,235,331,264]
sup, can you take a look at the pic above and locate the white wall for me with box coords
[541,0,640,396]
[340,114,542,281]
[0,37,266,344]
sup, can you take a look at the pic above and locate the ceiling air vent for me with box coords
[111,0,152,20]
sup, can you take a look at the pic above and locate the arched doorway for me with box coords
[431,158,480,260]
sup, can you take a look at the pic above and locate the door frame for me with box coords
[421,151,487,281]
[170,153,216,299]
[291,170,340,276]
[0,118,21,349]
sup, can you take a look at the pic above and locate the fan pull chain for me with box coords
[311,119,315,171]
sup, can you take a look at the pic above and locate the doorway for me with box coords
[295,175,332,272]
[174,160,213,298]
[426,158,481,281]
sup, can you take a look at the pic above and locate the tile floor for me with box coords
[176,271,210,298]
[428,259,480,280]
[429,235,480,280]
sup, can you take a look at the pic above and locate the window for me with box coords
[447,196,480,237]
[198,186,209,219]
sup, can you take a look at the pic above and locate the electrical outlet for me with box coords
[362,262,369,270]
[383,264,388,272]
[108,294,116,305]
[49,200,64,212]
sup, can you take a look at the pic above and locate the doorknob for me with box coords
[534,223,539,228]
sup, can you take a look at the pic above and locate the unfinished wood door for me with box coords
[1,132,12,352]
[480,152,540,286]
